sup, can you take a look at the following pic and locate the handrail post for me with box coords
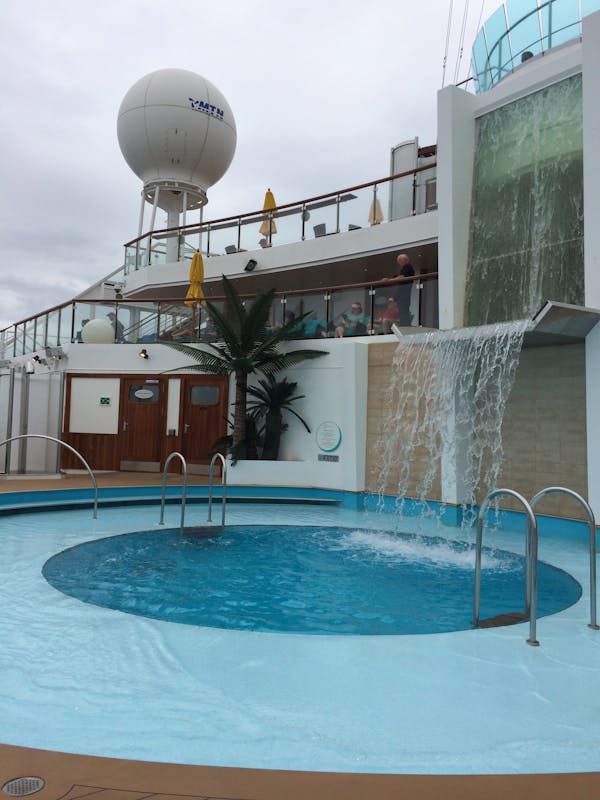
[159,452,188,531]
[208,452,227,526]
[474,488,539,645]
[530,487,599,631]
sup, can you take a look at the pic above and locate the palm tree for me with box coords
[164,275,327,451]
[247,375,311,460]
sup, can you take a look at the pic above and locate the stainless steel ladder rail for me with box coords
[0,434,99,518]
[530,486,599,631]
[207,452,227,526]
[159,452,188,531]
[474,488,540,646]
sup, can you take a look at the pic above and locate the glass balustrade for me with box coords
[472,0,600,93]
[122,163,436,272]
[0,272,437,358]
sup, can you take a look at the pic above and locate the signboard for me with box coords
[316,422,342,453]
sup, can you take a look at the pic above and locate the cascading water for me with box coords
[375,319,530,523]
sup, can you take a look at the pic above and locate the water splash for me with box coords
[374,320,529,523]
[334,529,511,570]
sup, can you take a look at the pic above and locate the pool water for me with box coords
[42,524,581,634]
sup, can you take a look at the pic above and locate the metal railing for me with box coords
[0,434,98,518]
[473,488,539,646]
[123,162,437,272]
[530,486,598,630]
[159,451,188,531]
[207,452,227,526]
[0,272,439,359]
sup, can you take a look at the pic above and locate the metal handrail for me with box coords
[474,488,539,646]
[0,434,98,518]
[159,451,188,531]
[124,161,438,247]
[207,452,227,526]
[530,486,599,630]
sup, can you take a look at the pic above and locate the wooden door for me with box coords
[119,378,165,471]
[181,377,228,472]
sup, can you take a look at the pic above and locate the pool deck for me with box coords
[1,472,599,799]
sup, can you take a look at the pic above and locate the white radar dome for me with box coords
[117,68,237,212]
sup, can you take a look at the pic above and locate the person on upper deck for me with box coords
[388,253,415,326]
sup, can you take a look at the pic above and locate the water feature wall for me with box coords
[374,320,529,520]
[465,74,584,326]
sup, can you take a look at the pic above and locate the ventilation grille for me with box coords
[2,778,45,797]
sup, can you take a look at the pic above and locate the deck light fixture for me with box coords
[244,259,257,272]
[139,348,149,359]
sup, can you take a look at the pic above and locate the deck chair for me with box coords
[313,224,327,237]
[225,245,238,254]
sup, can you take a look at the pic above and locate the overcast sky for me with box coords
[0,0,493,330]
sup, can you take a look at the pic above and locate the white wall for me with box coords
[229,339,369,491]
[436,85,478,330]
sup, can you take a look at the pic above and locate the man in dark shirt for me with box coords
[393,253,415,326]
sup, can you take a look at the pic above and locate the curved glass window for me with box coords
[472,0,600,93]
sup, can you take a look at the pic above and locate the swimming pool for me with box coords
[42,524,581,634]
[0,498,598,775]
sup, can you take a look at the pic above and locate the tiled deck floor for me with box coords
[1,472,599,799]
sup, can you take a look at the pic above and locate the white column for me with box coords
[436,85,478,330]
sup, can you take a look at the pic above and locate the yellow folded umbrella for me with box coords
[185,250,205,306]
[368,198,384,225]
[259,188,278,237]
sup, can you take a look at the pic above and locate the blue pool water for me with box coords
[42,524,581,634]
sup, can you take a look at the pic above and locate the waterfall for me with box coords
[375,320,530,522]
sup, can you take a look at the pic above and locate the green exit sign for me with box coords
[100,397,111,406]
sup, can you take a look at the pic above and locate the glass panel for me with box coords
[269,206,302,247]
[200,301,223,342]
[466,75,583,325]
[46,310,60,347]
[34,314,47,350]
[207,221,237,257]
[128,384,160,403]
[472,29,490,91]
[545,0,582,48]
[120,301,159,343]
[14,323,24,356]
[484,4,510,84]
[285,292,328,339]
[158,303,196,342]
[23,320,35,355]
[73,303,95,343]
[330,289,371,338]
[147,236,169,265]
[190,385,220,405]
[421,277,439,329]
[506,0,543,60]
[307,195,339,239]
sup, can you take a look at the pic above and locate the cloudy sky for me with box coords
[0,0,493,330]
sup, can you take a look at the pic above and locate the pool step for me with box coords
[477,611,529,628]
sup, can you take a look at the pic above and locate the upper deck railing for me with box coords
[0,273,439,360]
[0,162,438,357]
[123,160,437,272]
[471,0,600,93]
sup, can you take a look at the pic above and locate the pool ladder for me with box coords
[0,434,99,518]
[474,486,598,646]
[159,452,188,531]
[207,452,228,526]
